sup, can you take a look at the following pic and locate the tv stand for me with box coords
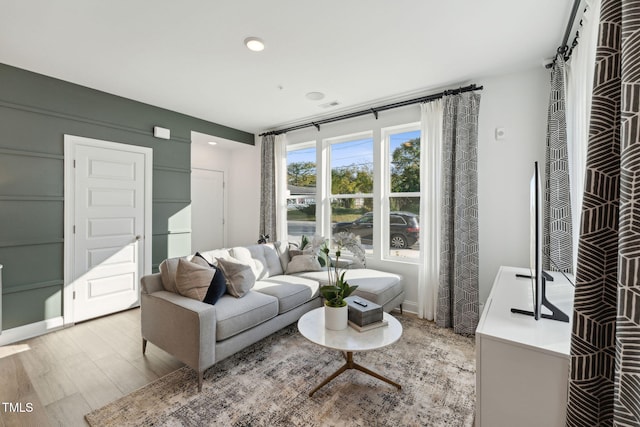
[510,274,569,322]
[475,266,574,427]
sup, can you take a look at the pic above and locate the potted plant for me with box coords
[319,232,364,330]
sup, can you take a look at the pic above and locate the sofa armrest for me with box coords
[141,273,164,294]
[141,291,216,374]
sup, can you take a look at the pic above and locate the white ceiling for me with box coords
[0,1,574,135]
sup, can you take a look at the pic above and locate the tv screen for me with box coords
[530,161,543,320]
[512,161,569,322]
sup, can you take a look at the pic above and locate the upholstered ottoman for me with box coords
[291,268,404,313]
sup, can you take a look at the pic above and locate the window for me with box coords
[328,134,374,253]
[283,122,422,264]
[384,126,421,259]
[286,143,316,240]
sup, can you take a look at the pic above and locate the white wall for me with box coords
[226,139,261,247]
[476,66,549,303]
[190,133,261,249]
[239,65,550,311]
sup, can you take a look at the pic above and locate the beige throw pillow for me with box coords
[286,254,322,274]
[216,257,256,298]
[175,258,215,301]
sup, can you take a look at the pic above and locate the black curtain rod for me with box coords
[546,0,583,69]
[562,0,583,49]
[259,83,483,137]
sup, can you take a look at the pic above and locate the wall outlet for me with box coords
[495,127,506,140]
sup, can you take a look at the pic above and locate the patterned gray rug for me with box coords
[86,315,475,426]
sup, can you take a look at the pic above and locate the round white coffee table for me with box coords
[297,307,403,396]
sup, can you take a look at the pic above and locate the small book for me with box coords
[348,319,388,332]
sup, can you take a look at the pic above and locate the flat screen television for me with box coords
[511,161,569,322]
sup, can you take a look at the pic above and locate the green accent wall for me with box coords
[0,63,254,330]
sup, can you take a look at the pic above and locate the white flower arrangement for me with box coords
[319,232,365,307]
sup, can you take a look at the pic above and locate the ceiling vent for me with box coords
[320,101,340,108]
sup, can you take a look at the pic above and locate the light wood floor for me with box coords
[0,308,183,427]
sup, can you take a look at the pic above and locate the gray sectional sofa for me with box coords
[140,242,404,391]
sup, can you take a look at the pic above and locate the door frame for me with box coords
[63,134,153,325]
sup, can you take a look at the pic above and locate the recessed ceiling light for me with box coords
[306,92,325,101]
[244,37,265,52]
[208,141,217,146]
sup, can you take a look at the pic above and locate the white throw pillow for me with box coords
[286,254,322,274]
[216,257,256,298]
[175,258,215,301]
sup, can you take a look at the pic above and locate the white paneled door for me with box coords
[64,135,152,323]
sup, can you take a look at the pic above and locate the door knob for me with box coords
[135,235,142,241]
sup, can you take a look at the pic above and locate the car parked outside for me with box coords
[332,211,420,249]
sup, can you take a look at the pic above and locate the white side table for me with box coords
[298,308,403,396]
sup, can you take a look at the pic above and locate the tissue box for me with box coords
[346,296,383,326]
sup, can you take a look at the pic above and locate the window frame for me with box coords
[286,140,318,240]
[381,122,421,262]
[324,131,375,253]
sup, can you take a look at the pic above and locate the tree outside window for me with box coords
[386,128,421,259]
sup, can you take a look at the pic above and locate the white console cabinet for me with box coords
[475,266,574,427]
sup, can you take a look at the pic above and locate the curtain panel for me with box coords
[274,134,288,242]
[567,0,640,425]
[260,134,277,241]
[417,100,444,321]
[436,92,481,335]
[544,54,574,274]
[566,0,602,271]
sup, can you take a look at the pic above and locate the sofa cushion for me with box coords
[193,252,214,267]
[216,257,256,298]
[231,244,284,280]
[293,269,402,307]
[274,241,291,272]
[253,275,320,314]
[285,254,322,274]
[158,251,228,294]
[174,258,214,301]
[203,268,227,305]
[195,249,232,266]
[159,256,189,293]
[214,291,279,341]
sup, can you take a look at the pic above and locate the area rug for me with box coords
[86,315,475,426]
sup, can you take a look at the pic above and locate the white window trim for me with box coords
[381,122,421,262]
[323,131,374,240]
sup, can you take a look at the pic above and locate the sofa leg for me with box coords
[198,372,204,392]
[142,338,147,355]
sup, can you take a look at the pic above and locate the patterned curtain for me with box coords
[567,0,640,425]
[436,92,481,335]
[544,54,573,274]
[260,134,276,241]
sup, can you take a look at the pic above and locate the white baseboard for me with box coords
[0,317,65,346]
[396,299,418,315]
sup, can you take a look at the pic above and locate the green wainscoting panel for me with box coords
[2,285,62,330]
[0,243,63,290]
[153,168,191,201]
[151,232,192,272]
[0,62,254,331]
[0,106,66,155]
[0,201,63,244]
[153,202,191,235]
[0,153,63,197]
